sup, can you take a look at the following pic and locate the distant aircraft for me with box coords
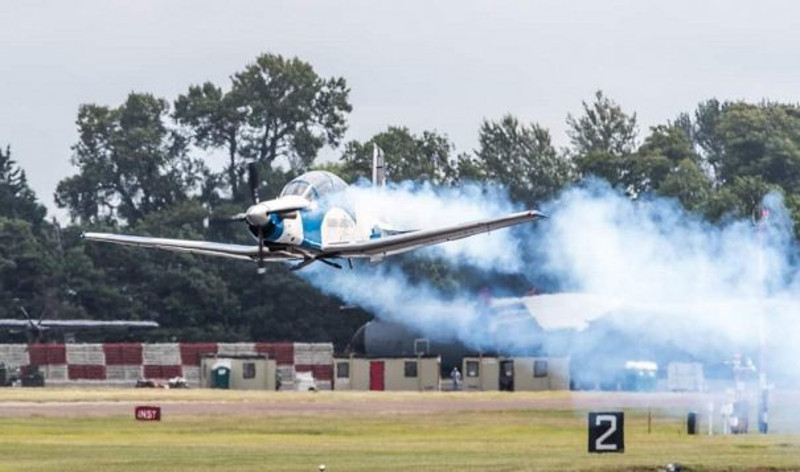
[1,307,159,342]
[347,298,540,374]
[84,147,545,273]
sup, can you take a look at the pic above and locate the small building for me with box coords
[333,356,441,391]
[462,356,500,391]
[462,356,569,392]
[200,355,277,390]
[667,362,705,392]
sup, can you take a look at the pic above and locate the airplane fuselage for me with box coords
[246,196,365,253]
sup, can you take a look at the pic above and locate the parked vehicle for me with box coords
[295,371,317,391]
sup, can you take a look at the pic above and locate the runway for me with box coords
[1,391,795,422]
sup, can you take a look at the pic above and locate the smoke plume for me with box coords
[304,179,800,385]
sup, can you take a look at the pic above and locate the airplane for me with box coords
[1,307,159,343]
[83,147,546,273]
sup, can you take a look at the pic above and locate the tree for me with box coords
[0,218,54,318]
[0,146,56,325]
[713,102,800,192]
[671,100,800,230]
[633,125,712,208]
[55,93,205,225]
[339,127,458,184]
[692,98,725,166]
[232,54,351,170]
[567,90,638,157]
[0,145,46,223]
[175,53,352,201]
[174,83,247,198]
[657,159,713,212]
[467,115,573,205]
[704,176,780,222]
[568,91,639,192]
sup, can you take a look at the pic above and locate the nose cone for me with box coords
[245,203,269,226]
[244,196,310,227]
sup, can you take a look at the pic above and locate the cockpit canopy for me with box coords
[279,171,348,201]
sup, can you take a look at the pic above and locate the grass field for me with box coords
[0,389,799,471]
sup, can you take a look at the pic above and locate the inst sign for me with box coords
[588,412,624,453]
[135,405,161,421]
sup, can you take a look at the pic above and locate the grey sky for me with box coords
[2,0,799,218]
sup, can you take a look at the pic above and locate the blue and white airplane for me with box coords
[84,148,545,273]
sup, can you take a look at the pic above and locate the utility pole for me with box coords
[756,207,769,434]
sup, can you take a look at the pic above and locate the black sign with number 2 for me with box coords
[588,412,624,453]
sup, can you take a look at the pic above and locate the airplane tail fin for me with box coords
[372,144,385,188]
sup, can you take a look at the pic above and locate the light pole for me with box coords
[756,207,769,434]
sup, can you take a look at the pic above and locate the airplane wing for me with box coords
[0,320,30,328]
[38,320,160,329]
[322,210,545,259]
[0,319,159,329]
[82,233,299,262]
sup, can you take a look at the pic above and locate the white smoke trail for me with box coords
[533,182,800,382]
[303,263,540,355]
[307,179,800,383]
[330,181,524,272]
[537,182,792,303]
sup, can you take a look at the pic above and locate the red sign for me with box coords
[135,406,161,421]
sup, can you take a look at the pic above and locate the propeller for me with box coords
[247,161,260,205]
[206,162,271,273]
[19,306,47,343]
[248,161,269,275]
[257,226,266,275]
[20,306,44,330]
[219,161,317,272]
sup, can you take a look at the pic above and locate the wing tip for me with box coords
[81,232,103,241]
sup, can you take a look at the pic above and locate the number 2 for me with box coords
[595,414,618,451]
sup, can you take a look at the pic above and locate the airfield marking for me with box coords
[0,392,754,417]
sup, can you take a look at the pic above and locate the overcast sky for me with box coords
[2,0,799,218]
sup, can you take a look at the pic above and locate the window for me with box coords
[243,362,256,379]
[404,361,418,378]
[534,360,548,378]
[466,360,480,378]
[336,362,350,379]
[279,171,347,200]
[280,180,312,198]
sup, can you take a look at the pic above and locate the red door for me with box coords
[369,361,385,391]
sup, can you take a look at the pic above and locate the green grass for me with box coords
[0,391,799,471]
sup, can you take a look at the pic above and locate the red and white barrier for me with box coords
[0,344,30,367]
[0,342,334,388]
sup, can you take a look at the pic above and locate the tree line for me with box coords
[3,52,799,348]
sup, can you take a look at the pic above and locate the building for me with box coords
[462,356,569,391]
[199,355,277,390]
[333,356,441,391]
[667,362,705,392]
